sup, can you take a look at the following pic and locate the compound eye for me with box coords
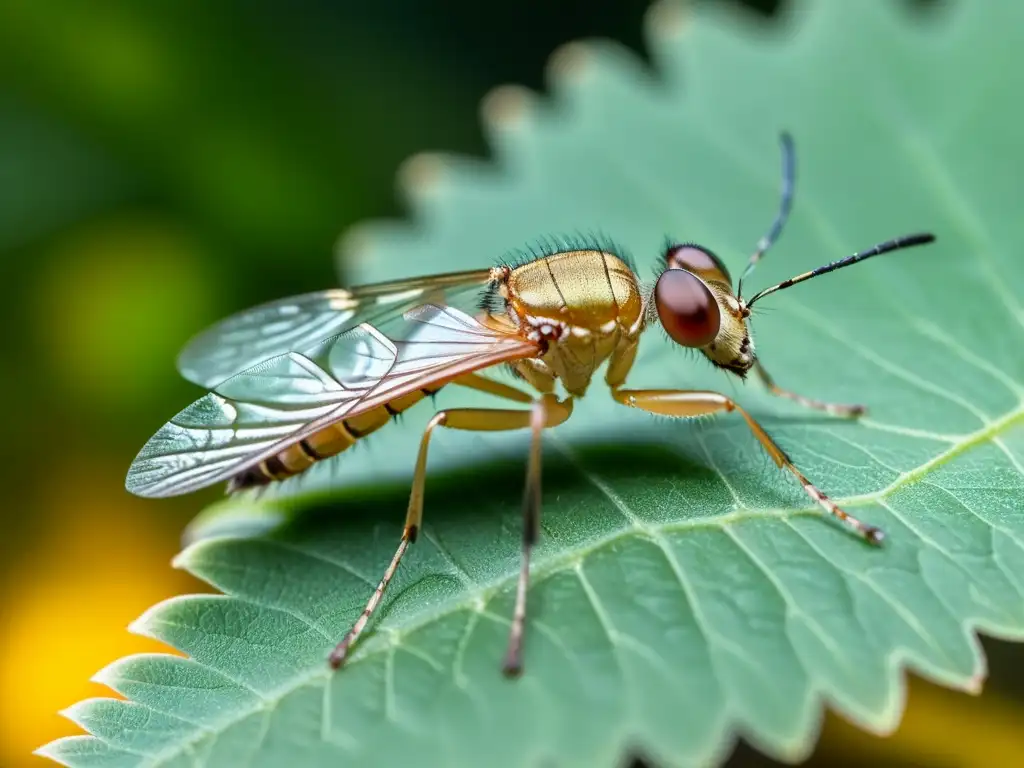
[654,269,721,348]
[665,244,731,284]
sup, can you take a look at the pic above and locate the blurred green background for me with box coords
[1,1,1020,766]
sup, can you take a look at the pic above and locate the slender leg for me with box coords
[449,372,535,404]
[753,360,865,418]
[502,397,547,678]
[612,388,884,544]
[448,373,552,675]
[328,393,574,670]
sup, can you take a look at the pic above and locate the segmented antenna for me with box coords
[745,233,937,307]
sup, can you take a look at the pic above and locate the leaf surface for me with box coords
[41,2,1024,766]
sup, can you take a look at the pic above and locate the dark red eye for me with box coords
[665,244,731,284]
[654,269,721,348]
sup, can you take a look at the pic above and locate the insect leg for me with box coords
[449,372,535,403]
[328,393,574,671]
[503,395,547,678]
[328,529,412,669]
[753,360,865,418]
[611,388,883,544]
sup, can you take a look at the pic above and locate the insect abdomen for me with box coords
[227,385,442,492]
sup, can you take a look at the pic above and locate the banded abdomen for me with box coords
[227,384,444,492]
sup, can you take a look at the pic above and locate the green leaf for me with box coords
[41,2,1024,766]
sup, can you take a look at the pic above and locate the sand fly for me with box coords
[127,133,936,676]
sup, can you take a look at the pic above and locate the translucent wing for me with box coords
[177,269,493,388]
[127,302,538,498]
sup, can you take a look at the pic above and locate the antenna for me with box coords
[737,131,795,298]
[745,233,937,307]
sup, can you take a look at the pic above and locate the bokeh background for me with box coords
[1,1,1021,766]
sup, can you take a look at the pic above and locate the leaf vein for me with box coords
[783,519,961,674]
[422,528,479,589]
[263,538,377,589]
[722,526,849,677]
[786,303,993,425]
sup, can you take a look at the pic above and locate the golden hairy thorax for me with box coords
[496,249,645,397]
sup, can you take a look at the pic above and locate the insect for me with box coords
[126,132,936,677]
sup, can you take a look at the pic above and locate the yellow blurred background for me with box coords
[0,2,1021,767]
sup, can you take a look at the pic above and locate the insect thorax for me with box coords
[495,249,644,396]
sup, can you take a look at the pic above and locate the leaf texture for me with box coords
[41,2,1024,767]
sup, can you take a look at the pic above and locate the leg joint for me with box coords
[426,411,448,431]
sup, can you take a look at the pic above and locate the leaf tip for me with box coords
[397,152,448,201]
[90,659,123,690]
[56,700,90,729]
[170,544,197,572]
[646,0,693,41]
[88,653,135,688]
[547,41,595,86]
[32,741,62,764]
[127,596,179,641]
[335,220,380,274]
[34,735,84,766]
[481,84,535,132]
[180,498,288,548]
[171,535,230,573]
[965,671,986,695]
